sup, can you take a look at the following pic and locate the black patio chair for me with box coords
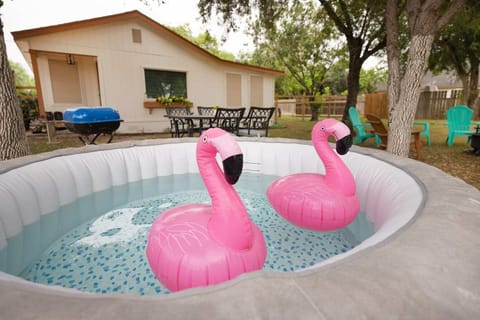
[165,106,193,137]
[213,107,246,135]
[238,106,275,137]
[197,106,217,129]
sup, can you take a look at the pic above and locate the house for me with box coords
[12,10,283,133]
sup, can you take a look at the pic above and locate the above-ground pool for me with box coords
[0,137,479,319]
[4,173,373,295]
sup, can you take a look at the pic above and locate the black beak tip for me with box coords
[336,134,353,155]
[223,154,243,184]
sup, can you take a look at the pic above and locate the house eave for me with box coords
[11,10,284,77]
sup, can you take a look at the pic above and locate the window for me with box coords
[144,69,187,99]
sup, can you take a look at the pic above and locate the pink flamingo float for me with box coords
[146,128,266,292]
[267,118,360,231]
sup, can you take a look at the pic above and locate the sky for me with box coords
[2,0,253,74]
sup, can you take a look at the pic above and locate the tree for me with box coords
[198,0,465,157]
[318,0,386,120]
[359,67,387,93]
[239,46,303,95]
[386,0,465,157]
[168,24,235,60]
[248,1,345,97]
[324,60,349,95]
[10,60,34,87]
[428,0,480,116]
[0,1,30,160]
[251,1,346,121]
[198,0,386,121]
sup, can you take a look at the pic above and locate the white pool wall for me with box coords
[0,140,422,271]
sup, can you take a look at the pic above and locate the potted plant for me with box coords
[156,96,192,106]
[144,96,192,113]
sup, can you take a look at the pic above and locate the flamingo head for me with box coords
[197,128,243,184]
[313,119,353,155]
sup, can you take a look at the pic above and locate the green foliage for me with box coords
[319,0,387,111]
[19,97,39,131]
[10,60,35,89]
[246,1,346,95]
[359,67,387,93]
[311,87,331,111]
[198,0,290,32]
[429,2,480,73]
[11,60,38,130]
[324,60,349,95]
[429,2,480,72]
[9,60,34,86]
[156,96,192,105]
[168,24,235,61]
[428,0,480,106]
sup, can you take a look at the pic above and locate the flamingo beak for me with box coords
[222,154,243,184]
[336,134,353,155]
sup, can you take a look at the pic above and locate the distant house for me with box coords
[375,70,465,92]
[13,10,283,133]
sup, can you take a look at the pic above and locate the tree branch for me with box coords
[319,0,350,36]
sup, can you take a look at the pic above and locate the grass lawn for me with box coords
[26,116,479,190]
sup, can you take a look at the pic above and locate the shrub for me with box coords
[19,96,39,130]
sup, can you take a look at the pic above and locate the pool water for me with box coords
[2,173,374,295]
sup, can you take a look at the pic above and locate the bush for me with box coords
[19,96,39,130]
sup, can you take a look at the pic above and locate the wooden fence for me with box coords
[364,92,388,118]
[275,95,346,118]
[364,89,465,119]
[416,89,463,119]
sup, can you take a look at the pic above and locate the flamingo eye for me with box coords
[320,126,326,131]
[202,136,208,144]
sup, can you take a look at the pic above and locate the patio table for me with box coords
[411,128,423,160]
[164,114,218,137]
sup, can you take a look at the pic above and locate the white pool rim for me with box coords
[0,137,479,319]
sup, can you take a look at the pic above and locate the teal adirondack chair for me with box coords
[445,105,477,146]
[413,121,431,146]
[348,107,381,146]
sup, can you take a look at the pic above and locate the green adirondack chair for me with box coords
[413,121,431,146]
[446,105,478,146]
[348,107,381,146]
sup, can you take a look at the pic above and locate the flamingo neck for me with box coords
[197,152,254,250]
[313,137,356,196]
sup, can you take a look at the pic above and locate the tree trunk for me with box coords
[0,14,30,160]
[386,0,465,157]
[467,58,479,114]
[388,34,435,157]
[310,107,319,121]
[457,59,478,115]
[343,42,362,121]
[459,73,470,106]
